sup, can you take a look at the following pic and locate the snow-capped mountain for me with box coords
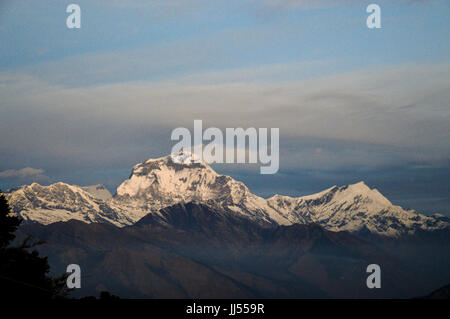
[4,153,449,237]
[112,153,290,226]
[267,182,448,237]
[5,182,133,227]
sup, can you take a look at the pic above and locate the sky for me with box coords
[0,0,449,215]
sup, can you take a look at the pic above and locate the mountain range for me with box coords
[5,152,449,237]
[15,202,425,298]
[4,152,450,298]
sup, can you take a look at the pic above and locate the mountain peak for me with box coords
[338,181,392,206]
[346,181,371,193]
[141,150,208,167]
[349,180,368,188]
[115,153,217,198]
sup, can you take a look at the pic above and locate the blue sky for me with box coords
[0,0,449,215]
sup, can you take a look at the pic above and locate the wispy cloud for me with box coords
[1,61,449,173]
[0,167,45,178]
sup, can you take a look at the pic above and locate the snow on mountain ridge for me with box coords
[116,154,214,199]
[4,154,449,237]
[114,153,290,225]
[5,182,128,226]
[267,181,446,236]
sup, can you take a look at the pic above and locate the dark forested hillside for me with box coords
[16,202,442,299]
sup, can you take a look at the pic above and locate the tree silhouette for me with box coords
[0,192,21,249]
[0,191,69,299]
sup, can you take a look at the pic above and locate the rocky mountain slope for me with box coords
[17,202,422,298]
